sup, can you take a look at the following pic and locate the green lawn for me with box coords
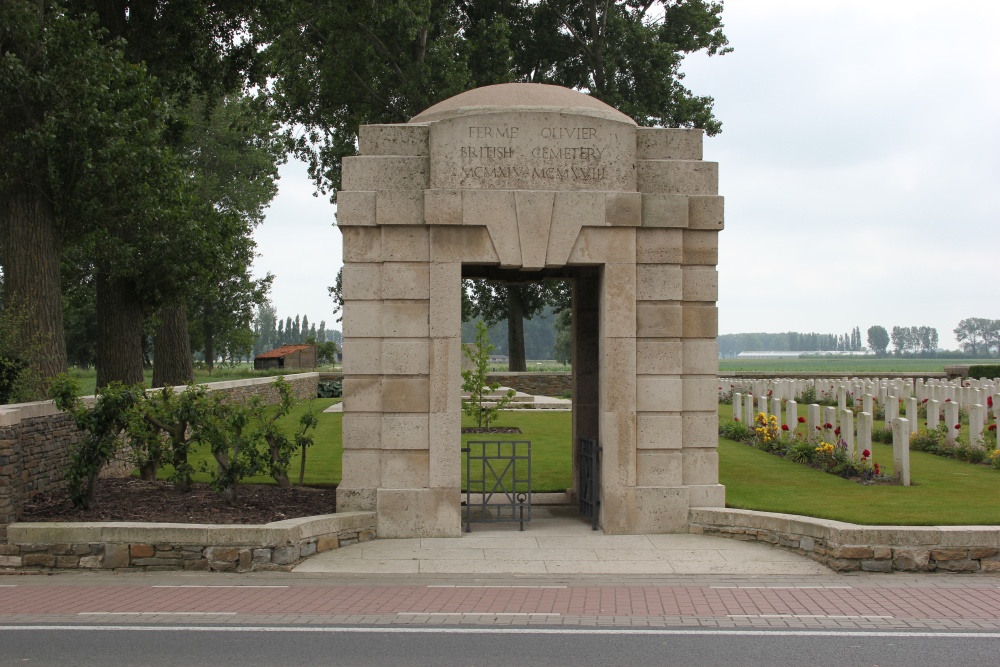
[154,399,1000,526]
[718,357,985,374]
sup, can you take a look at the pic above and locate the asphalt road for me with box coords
[1,626,998,667]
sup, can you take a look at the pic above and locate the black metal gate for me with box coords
[578,437,600,530]
[462,440,532,532]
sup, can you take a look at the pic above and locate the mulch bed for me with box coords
[461,427,523,434]
[20,478,337,525]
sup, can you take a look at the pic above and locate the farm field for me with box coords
[718,357,986,374]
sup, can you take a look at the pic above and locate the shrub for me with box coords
[461,322,514,428]
[955,444,987,464]
[719,418,753,442]
[967,365,1000,380]
[788,441,814,463]
[317,380,342,398]
[909,426,946,455]
[800,386,817,404]
[991,450,1000,470]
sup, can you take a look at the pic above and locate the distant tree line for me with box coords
[719,328,864,358]
[252,304,341,360]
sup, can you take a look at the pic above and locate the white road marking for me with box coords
[77,612,237,616]
[150,586,289,589]
[396,612,559,617]
[426,585,567,589]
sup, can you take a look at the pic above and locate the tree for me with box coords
[867,325,890,356]
[553,308,573,365]
[461,322,515,428]
[954,318,1000,356]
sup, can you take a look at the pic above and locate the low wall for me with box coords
[690,508,1000,574]
[0,373,321,542]
[0,511,374,572]
[487,372,572,396]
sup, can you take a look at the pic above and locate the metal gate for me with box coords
[578,437,600,530]
[462,440,531,532]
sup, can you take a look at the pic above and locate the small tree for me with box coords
[461,322,514,429]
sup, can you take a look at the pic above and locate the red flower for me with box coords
[874,463,881,475]
[733,417,739,422]
[823,422,833,429]
[922,398,928,404]
[781,424,789,431]
[834,427,841,436]
[797,416,806,423]
[989,424,996,432]
[815,426,821,431]
[989,396,993,408]
[862,449,871,458]
[768,389,773,397]
[955,424,961,430]
[945,398,951,402]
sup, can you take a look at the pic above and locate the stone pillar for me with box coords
[744,394,755,428]
[821,406,837,442]
[905,397,918,440]
[857,412,873,459]
[862,393,873,415]
[970,404,985,449]
[927,399,940,431]
[840,408,855,459]
[732,392,742,422]
[807,404,821,443]
[945,401,960,445]
[892,417,911,486]
[770,398,782,432]
[785,399,798,435]
[885,396,898,431]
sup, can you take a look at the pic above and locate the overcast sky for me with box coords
[252,0,999,349]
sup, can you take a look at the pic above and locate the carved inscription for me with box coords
[430,112,636,191]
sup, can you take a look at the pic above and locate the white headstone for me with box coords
[892,417,911,486]
[807,404,821,443]
[840,408,855,459]
[733,391,743,422]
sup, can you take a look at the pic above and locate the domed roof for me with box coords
[410,83,635,125]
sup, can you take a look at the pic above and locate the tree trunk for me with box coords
[152,303,194,387]
[0,186,69,386]
[95,269,145,389]
[506,288,526,372]
[203,303,215,374]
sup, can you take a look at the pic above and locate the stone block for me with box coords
[682,449,718,485]
[515,190,555,269]
[381,450,430,488]
[935,559,980,572]
[299,542,317,559]
[78,555,102,568]
[55,555,79,568]
[637,340,682,375]
[382,339,430,375]
[627,487,690,533]
[636,377,682,412]
[424,189,463,226]
[382,226,429,262]
[687,484,725,507]
[381,263,430,300]
[342,155,429,191]
[359,124,429,156]
[682,412,718,448]
[682,230,719,265]
[982,560,1000,573]
[381,413,430,449]
[429,262,462,338]
[464,190,521,267]
[636,302,682,338]
[271,546,299,566]
[336,488,377,512]
[381,301,429,338]
[341,263,382,301]
[892,548,931,572]
[931,547,968,561]
[130,544,154,558]
[376,190,425,225]
[638,160,718,195]
[103,544,130,569]
[568,227,636,265]
[601,411,637,488]
[602,264,636,338]
[637,413,682,449]
[636,450,683,486]
[833,545,874,559]
[640,194,689,228]
[860,559,893,573]
[682,266,718,302]
[336,191,376,227]
[681,305,718,338]
[342,377,382,412]
[971,547,1000,559]
[316,537,339,553]
[682,377,719,411]
[636,228,683,264]
[252,548,272,562]
[826,558,861,572]
[688,196,724,230]
[429,337,461,413]
[359,529,377,542]
[342,338,380,375]
[636,127,703,160]
[429,411,461,488]
[430,226,498,264]
[342,301,381,338]
[183,560,209,571]
[682,340,718,375]
[601,338,636,412]
[205,547,239,562]
[382,378,430,412]
[342,413,382,450]
[376,488,462,538]
[340,449,381,487]
[606,192,641,226]
[22,553,56,567]
[546,192,603,266]
[341,227,382,263]
[636,265,682,301]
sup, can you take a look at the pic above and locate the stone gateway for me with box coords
[336,83,724,537]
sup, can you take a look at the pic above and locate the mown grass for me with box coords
[68,365,340,398]
[718,357,987,374]
[155,398,1000,525]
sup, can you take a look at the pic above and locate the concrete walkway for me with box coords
[293,507,829,576]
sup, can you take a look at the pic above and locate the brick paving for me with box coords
[2,572,999,630]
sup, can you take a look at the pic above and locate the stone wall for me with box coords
[690,508,1000,574]
[486,373,572,397]
[1,512,374,572]
[0,373,321,542]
